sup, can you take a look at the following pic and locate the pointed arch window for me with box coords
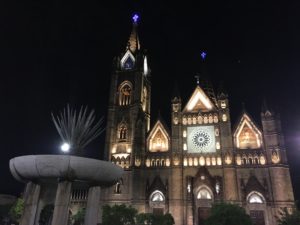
[247,192,265,204]
[118,123,127,140]
[119,81,133,106]
[150,190,165,202]
[197,187,212,200]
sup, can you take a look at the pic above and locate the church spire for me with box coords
[127,14,141,53]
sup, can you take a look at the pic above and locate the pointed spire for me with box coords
[127,13,141,53]
[261,97,273,117]
[242,102,246,112]
[217,81,228,99]
[261,97,269,113]
[172,81,181,101]
[196,51,217,105]
[157,110,162,120]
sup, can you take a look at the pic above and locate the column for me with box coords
[51,180,72,225]
[84,186,101,225]
[223,167,239,201]
[20,182,41,225]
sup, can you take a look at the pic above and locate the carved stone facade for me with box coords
[90,18,294,225]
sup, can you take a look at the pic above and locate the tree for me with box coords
[102,204,138,225]
[8,198,24,223]
[204,202,252,225]
[136,212,174,225]
[72,207,86,225]
[277,207,300,225]
[39,204,54,225]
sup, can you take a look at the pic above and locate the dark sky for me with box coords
[1,1,300,204]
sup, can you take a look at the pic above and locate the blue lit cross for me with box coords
[132,14,139,23]
[201,51,207,60]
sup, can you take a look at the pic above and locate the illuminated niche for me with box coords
[234,113,263,149]
[271,150,280,164]
[148,120,170,152]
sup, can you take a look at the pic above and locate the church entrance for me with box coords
[198,207,210,225]
[250,210,265,225]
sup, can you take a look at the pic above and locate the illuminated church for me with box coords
[96,15,295,225]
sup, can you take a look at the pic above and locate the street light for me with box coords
[61,143,70,152]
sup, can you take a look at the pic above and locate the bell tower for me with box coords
[104,14,151,169]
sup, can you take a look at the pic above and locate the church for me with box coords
[95,15,294,225]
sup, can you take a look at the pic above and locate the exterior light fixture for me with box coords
[61,143,70,152]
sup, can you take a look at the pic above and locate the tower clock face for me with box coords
[187,126,216,153]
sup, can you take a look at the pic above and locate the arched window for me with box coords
[243,158,247,165]
[150,191,165,202]
[247,192,265,204]
[151,159,155,167]
[118,123,127,140]
[114,178,123,194]
[197,187,212,200]
[249,158,253,165]
[119,81,133,106]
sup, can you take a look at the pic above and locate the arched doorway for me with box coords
[198,207,210,225]
[195,186,213,225]
[247,191,266,225]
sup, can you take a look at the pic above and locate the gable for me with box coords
[147,120,170,152]
[120,50,135,70]
[234,113,263,149]
[183,86,215,112]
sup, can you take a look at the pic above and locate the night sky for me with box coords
[1,1,300,205]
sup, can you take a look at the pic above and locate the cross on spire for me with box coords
[132,14,139,23]
[201,51,207,60]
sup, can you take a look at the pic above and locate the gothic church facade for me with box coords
[100,16,295,225]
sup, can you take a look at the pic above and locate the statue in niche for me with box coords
[271,151,280,164]
[238,125,259,149]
